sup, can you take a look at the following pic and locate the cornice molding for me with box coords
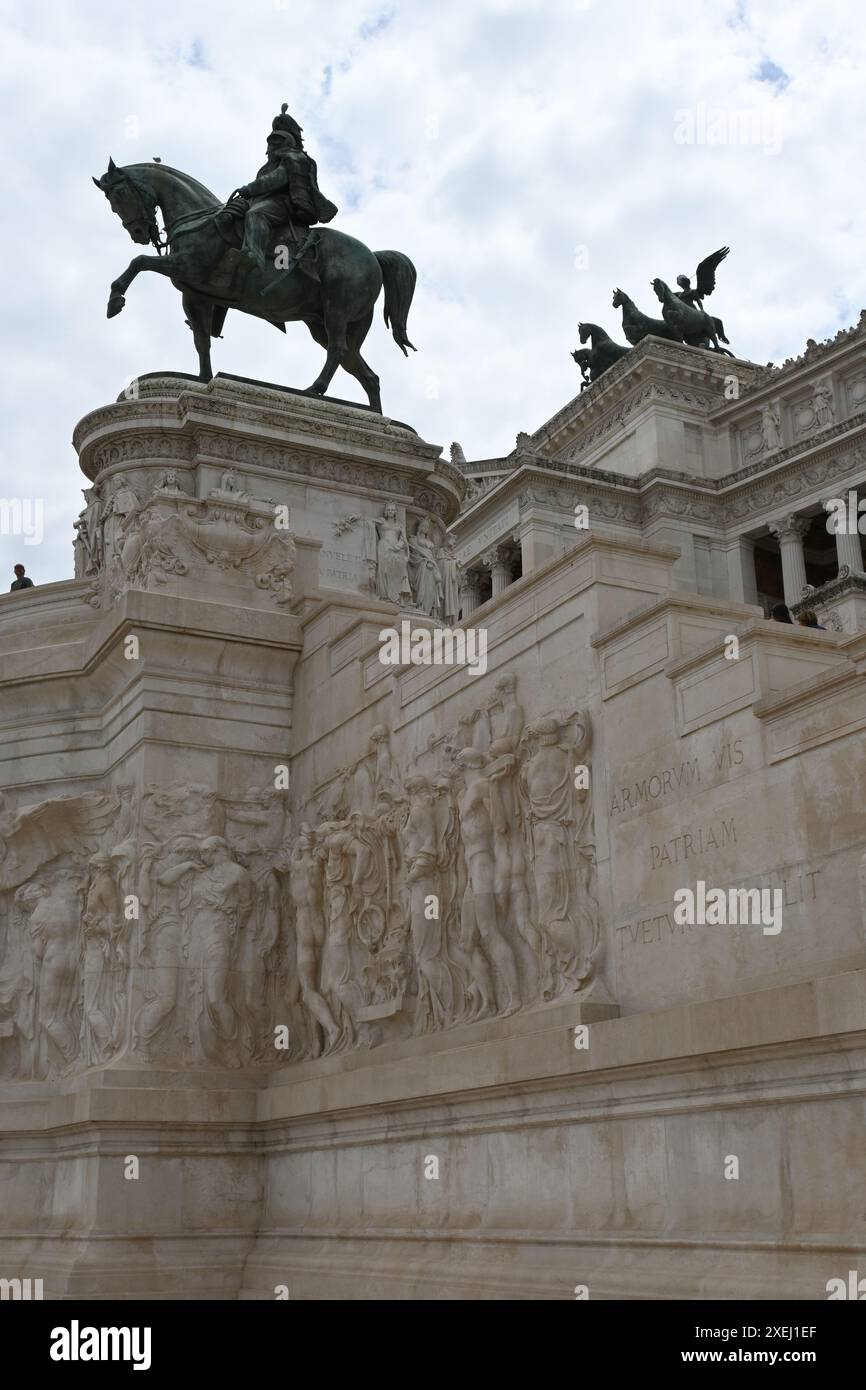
[451,423,866,547]
[74,378,463,521]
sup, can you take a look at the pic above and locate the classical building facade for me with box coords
[1,322,865,1300]
[454,317,866,631]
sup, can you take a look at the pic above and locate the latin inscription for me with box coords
[320,546,369,586]
[650,817,737,870]
[609,739,744,818]
[321,548,365,563]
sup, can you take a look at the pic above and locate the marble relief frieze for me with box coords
[0,675,609,1079]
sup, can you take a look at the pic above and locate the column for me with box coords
[481,545,512,597]
[822,497,864,576]
[727,536,758,605]
[458,568,482,617]
[768,514,810,605]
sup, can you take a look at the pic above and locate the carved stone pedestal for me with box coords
[73,372,464,610]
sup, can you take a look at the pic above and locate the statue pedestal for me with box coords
[74,372,463,609]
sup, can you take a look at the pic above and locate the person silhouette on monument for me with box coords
[10,564,34,592]
[228,104,338,282]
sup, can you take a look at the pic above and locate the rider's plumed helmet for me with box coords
[269,103,304,148]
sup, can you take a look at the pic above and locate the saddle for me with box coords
[207,200,321,298]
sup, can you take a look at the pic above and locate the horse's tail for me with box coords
[375,250,417,355]
[713,316,729,344]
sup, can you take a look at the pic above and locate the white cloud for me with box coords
[2,0,866,581]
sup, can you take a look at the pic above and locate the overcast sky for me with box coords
[2,0,866,583]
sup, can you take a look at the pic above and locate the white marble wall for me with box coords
[1,383,865,1298]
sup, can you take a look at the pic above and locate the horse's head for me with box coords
[578,322,591,345]
[93,158,158,246]
[612,288,624,309]
[651,277,668,304]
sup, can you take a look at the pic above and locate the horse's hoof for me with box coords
[107,295,125,319]
[305,382,327,398]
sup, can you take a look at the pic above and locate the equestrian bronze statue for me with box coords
[94,104,416,413]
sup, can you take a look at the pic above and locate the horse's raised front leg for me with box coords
[107,253,183,319]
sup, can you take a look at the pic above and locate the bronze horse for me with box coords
[576,322,631,381]
[612,288,679,346]
[94,158,417,412]
[651,278,732,356]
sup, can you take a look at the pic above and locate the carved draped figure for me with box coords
[134,836,198,1059]
[404,778,456,1030]
[81,859,125,1065]
[25,876,83,1071]
[289,830,340,1052]
[319,823,362,1036]
[370,509,412,605]
[168,851,249,1064]
[520,728,594,989]
[408,525,443,617]
[439,546,460,624]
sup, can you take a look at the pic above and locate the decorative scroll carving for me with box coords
[85,490,297,609]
